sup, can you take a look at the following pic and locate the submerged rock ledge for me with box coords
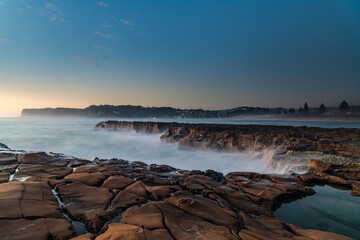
[95,121,360,159]
[0,148,358,239]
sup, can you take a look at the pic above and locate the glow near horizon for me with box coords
[0,0,360,116]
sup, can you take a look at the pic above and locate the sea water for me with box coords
[274,185,360,239]
[0,117,359,174]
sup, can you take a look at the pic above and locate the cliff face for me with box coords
[96,121,360,159]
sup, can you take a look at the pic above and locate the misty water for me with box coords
[0,117,359,174]
[275,185,360,239]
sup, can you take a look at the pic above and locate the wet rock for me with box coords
[0,218,74,240]
[83,209,119,233]
[239,213,353,240]
[0,181,75,239]
[157,202,239,240]
[300,159,360,196]
[111,182,149,209]
[308,159,332,171]
[0,153,17,165]
[18,152,61,164]
[14,164,73,181]
[0,143,11,150]
[121,203,165,229]
[0,172,9,183]
[101,175,135,190]
[164,194,238,228]
[56,182,113,222]
[147,164,176,173]
[0,181,64,219]
[96,223,173,240]
[0,163,18,174]
[65,172,107,186]
[71,233,95,240]
[351,181,360,196]
[205,169,227,184]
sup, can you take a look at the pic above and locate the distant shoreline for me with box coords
[20,104,360,119]
[15,115,360,122]
[229,115,360,122]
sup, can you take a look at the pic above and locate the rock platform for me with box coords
[95,121,360,160]
[0,149,357,239]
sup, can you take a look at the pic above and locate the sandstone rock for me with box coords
[83,209,119,233]
[18,152,60,164]
[15,164,73,180]
[239,213,353,240]
[308,159,332,172]
[351,181,360,196]
[0,218,74,240]
[96,223,173,240]
[0,181,63,219]
[65,172,107,186]
[299,159,360,196]
[157,202,239,240]
[0,153,17,165]
[101,175,134,190]
[111,188,148,209]
[71,233,95,240]
[121,203,165,229]
[0,163,18,175]
[0,172,9,183]
[164,194,238,228]
[56,182,113,219]
[0,181,75,239]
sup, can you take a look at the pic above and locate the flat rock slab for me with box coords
[0,218,74,240]
[56,182,113,225]
[0,153,17,165]
[0,181,75,239]
[100,175,135,190]
[0,181,63,219]
[0,172,9,183]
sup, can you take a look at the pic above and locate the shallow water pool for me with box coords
[274,185,360,239]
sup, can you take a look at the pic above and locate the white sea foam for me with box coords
[0,117,357,174]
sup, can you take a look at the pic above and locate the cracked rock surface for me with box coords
[0,149,357,239]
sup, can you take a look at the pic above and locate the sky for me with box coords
[0,0,360,116]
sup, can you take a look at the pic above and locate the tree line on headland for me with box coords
[21,101,360,118]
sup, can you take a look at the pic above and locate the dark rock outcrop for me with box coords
[96,121,360,159]
[300,159,360,196]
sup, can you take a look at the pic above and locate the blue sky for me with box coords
[0,0,360,115]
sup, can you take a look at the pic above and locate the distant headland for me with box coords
[21,101,360,119]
